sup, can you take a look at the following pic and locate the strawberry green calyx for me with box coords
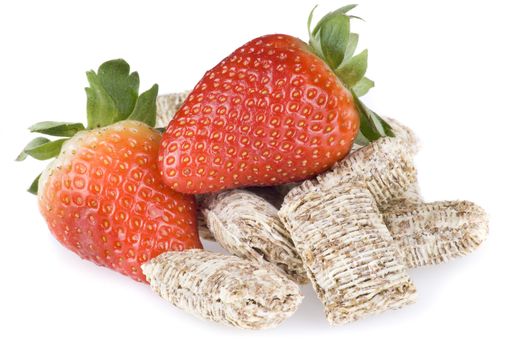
[17,59,159,194]
[86,59,158,128]
[308,4,394,145]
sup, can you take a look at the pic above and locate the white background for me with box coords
[1,0,521,348]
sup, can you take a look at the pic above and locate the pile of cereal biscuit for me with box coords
[141,92,489,329]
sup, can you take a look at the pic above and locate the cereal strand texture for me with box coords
[287,137,417,208]
[279,182,416,325]
[383,200,489,268]
[195,194,215,241]
[155,91,190,127]
[384,117,420,155]
[203,190,308,284]
[142,250,303,329]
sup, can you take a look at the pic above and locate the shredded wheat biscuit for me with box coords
[155,95,485,273]
[287,136,417,208]
[384,117,420,155]
[197,187,286,241]
[203,190,308,284]
[381,118,422,205]
[381,179,423,206]
[142,249,303,329]
[195,194,215,241]
[382,200,489,268]
[279,182,416,325]
[155,91,190,127]
[197,211,214,240]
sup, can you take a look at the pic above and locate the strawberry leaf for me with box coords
[29,121,85,137]
[312,4,357,36]
[309,32,325,60]
[309,4,358,62]
[16,137,51,161]
[86,71,119,128]
[356,104,382,142]
[127,84,159,127]
[339,33,359,66]
[376,115,395,137]
[27,173,41,195]
[97,59,139,121]
[308,6,373,93]
[345,33,359,61]
[85,59,157,128]
[307,5,318,37]
[352,92,394,144]
[352,77,374,97]
[307,6,325,59]
[320,14,351,69]
[20,138,68,161]
[355,131,370,146]
[335,49,368,87]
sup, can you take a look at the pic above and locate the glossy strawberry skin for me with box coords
[159,34,359,194]
[38,121,202,282]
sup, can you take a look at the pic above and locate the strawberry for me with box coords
[17,59,202,282]
[158,5,394,194]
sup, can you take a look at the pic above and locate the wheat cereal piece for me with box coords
[343,118,421,206]
[400,180,423,203]
[384,117,420,155]
[345,118,421,207]
[196,187,287,241]
[382,200,489,268]
[141,250,303,329]
[203,190,308,284]
[381,178,423,208]
[279,181,416,325]
[196,210,214,240]
[194,194,215,241]
[155,91,190,127]
[382,117,422,204]
[287,136,417,208]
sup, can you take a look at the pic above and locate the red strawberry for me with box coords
[18,59,202,282]
[159,5,393,194]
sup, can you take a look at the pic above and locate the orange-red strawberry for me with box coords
[18,59,202,282]
[159,5,393,194]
